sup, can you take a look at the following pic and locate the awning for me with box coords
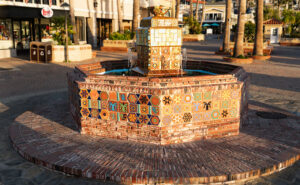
[203,24,210,27]
[211,23,220,26]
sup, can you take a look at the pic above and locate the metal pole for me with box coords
[65,10,69,63]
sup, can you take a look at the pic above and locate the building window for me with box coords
[76,17,86,42]
[0,19,13,49]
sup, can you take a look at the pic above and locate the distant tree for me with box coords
[253,0,264,56]
[234,0,247,57]
[195,0,200,21]
[223,0,232,52]
[132,0,139,33]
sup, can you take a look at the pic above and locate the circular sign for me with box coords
[41,6,53,18]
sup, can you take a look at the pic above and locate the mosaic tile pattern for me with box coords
[136,17,182,72]
[79,89,160,125]
[160,90,241,125]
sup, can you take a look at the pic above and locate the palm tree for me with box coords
[117,0,124,33]
[253,0,263,56]
[69,0,78,44]
[199,0,206,28]
[190,0,194,19]
[234,0,246,57]
[132,0,139,33]
[195,0,200,21]
[223,0,232,52]
[176,0,180,19]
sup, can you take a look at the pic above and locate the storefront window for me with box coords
[0,19,13,49]
[76,17,86,42]
[40,18,52,42]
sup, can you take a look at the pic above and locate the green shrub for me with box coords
[184,17,202,34]
[109,30,134,40]
[51,17,74,45]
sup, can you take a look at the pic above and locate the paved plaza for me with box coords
[0,40,299,184]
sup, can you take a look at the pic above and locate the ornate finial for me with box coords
[153,5,169,17]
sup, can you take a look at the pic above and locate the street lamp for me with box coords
[61,2,70,63]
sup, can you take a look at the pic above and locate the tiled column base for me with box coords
[9,102,300,184]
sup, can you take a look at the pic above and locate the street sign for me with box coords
[41,6,53,18]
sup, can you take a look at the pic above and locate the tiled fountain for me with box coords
[9,6,299,185]
[68,7,249,145]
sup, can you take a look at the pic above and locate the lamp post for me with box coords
[61,2,70,63]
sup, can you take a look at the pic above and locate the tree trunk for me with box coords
[253,0,263,56]
[234,0,246,57]
[195,0,200,21]
[223,0,232,52]
[190,0,193,19]
[117,0,124,33]
[199,0,206,28]
[176,0,180,19]
[132,0,139,33]
[69,0,79,44]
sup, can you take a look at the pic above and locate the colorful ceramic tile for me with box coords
[221,109,229,118]
[119,102,129,113]
[192,103,202,112]
[119,93,127,101]
[140,105,149,114]
[128,113,138,123]
[139,114,149,124]
[193,113,202,122]
[193,93,202,102]
[100,91,108,100]
[150,96,160,106]
[90,90,99,100]
[162,115,172,125]
[163,96,172,105]
[172,114,183,124]
[203,101,212,111]
[174,104,182,113]
[150,116,160,125]
[128,94,138,104]
[211,110,220,120]
[129,104,138,113]
[212,91,221,100]
[183,113,192,122]
[163,105,173,115]
[79,89,89,99]
[231,90,239,99]
[91,99,98,109]
[221,100,229,109]
[173,94,182,104]
[229,108,238,118]
[203,92,212,100]
[183,104,192,112]
[212,101,220,109]
[109,92,118,101]
[139,95,149,105]
[203,112,212,121]
[222,90,231,99]
[90,109,99,118]
[108,101,118,112]
[151,106,160,116]
[81,99,88,108]
[120,113,127,121]
[101,101,108,110]
[80,108,90,117]
[231,100,239,108]
[184,95,192,103]
[109,112,117,121]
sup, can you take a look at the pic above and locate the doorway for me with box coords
[270,28,279,44]
[13,19,33,56]
[97,19,112,47]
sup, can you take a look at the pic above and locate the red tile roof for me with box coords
[263,19,283,25]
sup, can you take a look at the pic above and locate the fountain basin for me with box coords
[68,60,249,145]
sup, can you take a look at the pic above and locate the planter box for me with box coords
[52,44,92,63]
[183,34,205,42]
[219,42,273,56]
[0,49,16,59]
[280,38,300,46]
[101,40,133,52]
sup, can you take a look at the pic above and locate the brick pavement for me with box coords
[8,92,300,184]
[0,40,300,184]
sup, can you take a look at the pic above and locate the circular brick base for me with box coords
[9,99,300,184]
[252,55,271,60]
[224,57,254,64]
